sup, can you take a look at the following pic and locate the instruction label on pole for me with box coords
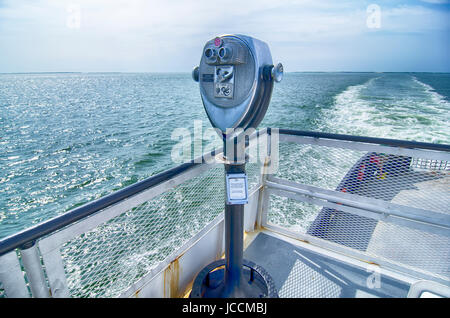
[226,173,248,205]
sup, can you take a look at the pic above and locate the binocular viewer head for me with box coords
[193,34,283,140]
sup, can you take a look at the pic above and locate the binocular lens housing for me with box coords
[205,48,214,58]
[218,47,230,59]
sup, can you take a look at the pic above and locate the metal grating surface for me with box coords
[244,232,411,298]
[278,259,343,298]
[57,162,261,297]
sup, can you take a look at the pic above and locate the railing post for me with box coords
[0,250,29,297]
[256,129,274,229]
[21,241,50,298]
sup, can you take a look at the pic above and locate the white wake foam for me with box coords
[320,76,450,144]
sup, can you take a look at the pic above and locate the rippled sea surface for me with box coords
[1,72,449,239]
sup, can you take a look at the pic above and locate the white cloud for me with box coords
[419,0,449,4]
[381,5,450,32]
[0,0,449,72]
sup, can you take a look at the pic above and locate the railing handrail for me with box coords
[277,129,450,152]
[0,150,222,256]
[1,128,448,256]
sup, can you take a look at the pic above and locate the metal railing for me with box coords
[0,147,228,297]
[1,129,449,297]
[262,130,450,286]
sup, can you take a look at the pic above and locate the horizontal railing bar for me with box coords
[0,149,223,256]
[265,177,450,230]
[277,129,450,152]
[266,186,450,237]
[279,134,449,161]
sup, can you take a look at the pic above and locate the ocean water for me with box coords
[1,72,449,239]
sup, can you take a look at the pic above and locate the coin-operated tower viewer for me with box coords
[190,34,283,298]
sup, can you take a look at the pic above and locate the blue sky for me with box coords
[0,0,449,72]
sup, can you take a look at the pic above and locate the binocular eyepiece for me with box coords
[203,45,232,63]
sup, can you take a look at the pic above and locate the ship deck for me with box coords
[1,129,448,298]
[244,230,412,298]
